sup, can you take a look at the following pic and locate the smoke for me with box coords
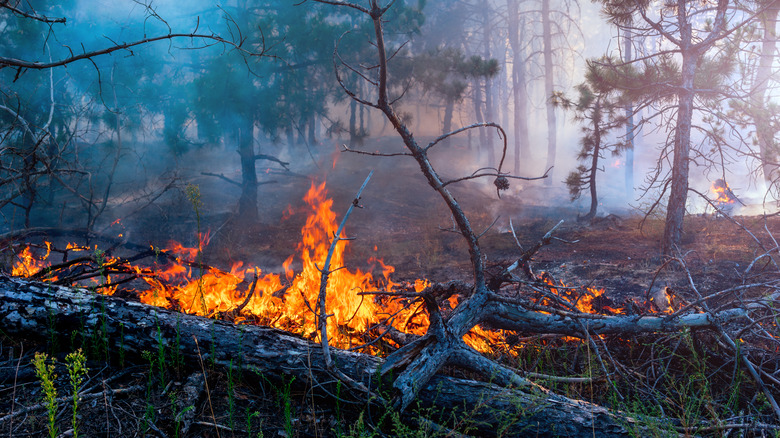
[1,0,775,248]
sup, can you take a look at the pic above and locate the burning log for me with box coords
[711,178,744,205]
[0,275,686,436]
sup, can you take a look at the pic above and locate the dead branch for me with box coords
[1,32,262,74]
[317,171,374,390]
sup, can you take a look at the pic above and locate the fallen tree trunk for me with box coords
[0,275,651,437]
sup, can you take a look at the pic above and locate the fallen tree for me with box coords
[0,275,697,436]
[3,275,780,436]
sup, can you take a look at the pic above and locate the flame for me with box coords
[711,179,736,204]
[576,287,605,314]
[12,243,51,277]
[10,182,684,356]
[132,181,407,347]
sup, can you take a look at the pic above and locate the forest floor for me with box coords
[1,143,778,436]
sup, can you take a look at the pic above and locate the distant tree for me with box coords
[463,55,501,161]
[0,1,261,230]
[410,49,502,149]
[526,0,583,185]
[596,0,747,254]
[553,61,627,222]
[742,0,780,184]
[506,0,533,174]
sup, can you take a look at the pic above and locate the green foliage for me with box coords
[279,375,296,437]
[156,317,167,383]
[247,409,264,438]
[31,352,58,438]
[141,350,157,432]
[65,349,88,438]
[556,61,626,218]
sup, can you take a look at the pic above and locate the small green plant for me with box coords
[66,349,88,438]
[91,295,109,362]
[339,411,376,438]
[279,375,295,438]
[227,359,236,430]
[246,409,263,438]
[141,350,157,432]
[169,391,194,438]
[335,380,343,436]
[46,304,57,354]
[155,317,167,383]
[31,352,58,438]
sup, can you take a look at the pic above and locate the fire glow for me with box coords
[712,178,737,205]
[9,181,680,353]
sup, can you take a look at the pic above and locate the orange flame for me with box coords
[712,179,735,204]
[12,243,51,277]
[11,183,665,355]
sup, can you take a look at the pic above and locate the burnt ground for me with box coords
[2,142,779,436]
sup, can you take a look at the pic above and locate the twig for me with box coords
[8,344,22,437]
[316,170,377,397]
[0,384,144,424]
[235,267,259,313]
[491,219,565,289]
[193,336,221,438]
[674,252,780,421]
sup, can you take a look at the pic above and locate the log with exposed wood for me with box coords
[0,275,661,437]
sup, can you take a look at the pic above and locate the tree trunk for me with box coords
[662,27,696,254]
[482,0,496,165]
[623,27,635,199]
[237,117,258,223]
[308,112,317,145]
[508,0,531,175]
[472,77,487,152]
[442,96,455,148]
[753,1,780,183]
[542,0,557,185]
[0,276,662,437]
[585,100,602,222]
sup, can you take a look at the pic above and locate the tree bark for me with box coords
[542,0,557,185]
[585,100,602,222]
[662,13,697,255]
[752,0,780,183]
[0,276,661,437]
[508,0,531,175]
[482,0,496,165]
[237,116,259,223]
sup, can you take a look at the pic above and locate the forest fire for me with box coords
[8,182,681,354]
[7,182,434,350]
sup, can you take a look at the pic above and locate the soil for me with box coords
[2,141,777,437]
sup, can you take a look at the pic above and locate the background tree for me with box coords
[738,0,780,185]
[554,61,627,222]
[0,0,262,232]
[597,0,745,254]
